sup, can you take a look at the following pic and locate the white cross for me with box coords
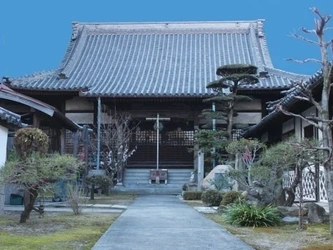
[146,113,170,169]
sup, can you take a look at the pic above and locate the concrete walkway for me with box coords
[92,195,253,250]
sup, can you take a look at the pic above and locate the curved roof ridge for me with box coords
[8,70,57,83]
[256,20,273,68]
[75,20,264,26]
[74,20,263,35]
[265,67,309,80]
[58,22,86,72]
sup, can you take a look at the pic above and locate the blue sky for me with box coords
[0,0,332,78]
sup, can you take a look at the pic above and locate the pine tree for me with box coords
[195,64,259,166]
[203,64,259,140]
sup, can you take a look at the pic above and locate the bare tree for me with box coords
[278,8,333,234]
[89,109,137,185]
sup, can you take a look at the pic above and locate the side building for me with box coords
[243,70,331,202]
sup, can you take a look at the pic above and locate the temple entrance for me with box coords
[127,118,194,169]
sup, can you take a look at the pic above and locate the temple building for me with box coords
[1,20,306,193]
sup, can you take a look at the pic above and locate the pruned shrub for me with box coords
[220,191,243,206]
[85,174,113,189]
[201,189,223,206]
[85,174,113,199]
[182,191,202,200]
[14,127,49,158]
[223,202,281,227]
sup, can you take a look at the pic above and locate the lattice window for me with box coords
[283,167,327,202]
[132,130,194,146]
[232,129,242,141]
[319,170,327,201]
[65,130,75,154]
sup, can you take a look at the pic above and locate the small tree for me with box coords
[0,128,81,223]
[227,138,265,186]
[85,174,113,200]
[230,138,320,210]
[193,129,229,172]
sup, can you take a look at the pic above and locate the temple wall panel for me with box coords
[282,118,295,134]
[233,112,261,124]
[234,99,261,111]
[66,97,93,111]
[65,113,94,124]
[301,106,316,128]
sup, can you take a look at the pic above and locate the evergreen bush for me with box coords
[182,191,202,200]
[85,174,113,189]
[201,189,223,206]
[220,191,243,206]
[14,127,49,158]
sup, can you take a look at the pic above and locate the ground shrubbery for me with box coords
[220,191,243,206]
[223,202,281,227]
[182,191,203,200]
[201,190,223,206]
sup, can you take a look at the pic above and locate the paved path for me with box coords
[92,195,253,250]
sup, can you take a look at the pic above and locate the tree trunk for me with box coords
[324,163,333,234]
[90,184,95,200]
[298,165,304,230]
[20,188,38,223]
[284,188,295,207]
[227,105,234,141]
[271,169,286,206]
[321,119,333,234]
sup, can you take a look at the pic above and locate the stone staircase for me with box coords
[114,168,194,194]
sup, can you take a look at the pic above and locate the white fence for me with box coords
[283,166,327,202]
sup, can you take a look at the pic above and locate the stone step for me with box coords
[122,168,193,192]
[113,184,185,195]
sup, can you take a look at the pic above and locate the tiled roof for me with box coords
[0,106,24,127]
[8,21,307,97]
[0,84,80,131]
[242,70,324,138]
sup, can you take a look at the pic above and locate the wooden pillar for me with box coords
[59,100,66,155]
[60,129,66,155]
[73,131,79,157]
[32,110,40,128]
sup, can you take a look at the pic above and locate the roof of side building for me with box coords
[0,106,24,128]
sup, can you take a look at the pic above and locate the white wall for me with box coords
[0,125,8,212]
[294,106,317,140]
[282,118,294,134]
[0,125,8,165]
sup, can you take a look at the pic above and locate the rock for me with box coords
[304,203,329,223]
[282,216,299,224]
[201,165,235,191]
[277,206,307,217]
[241,191,248,199]
[187,183,197,191]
